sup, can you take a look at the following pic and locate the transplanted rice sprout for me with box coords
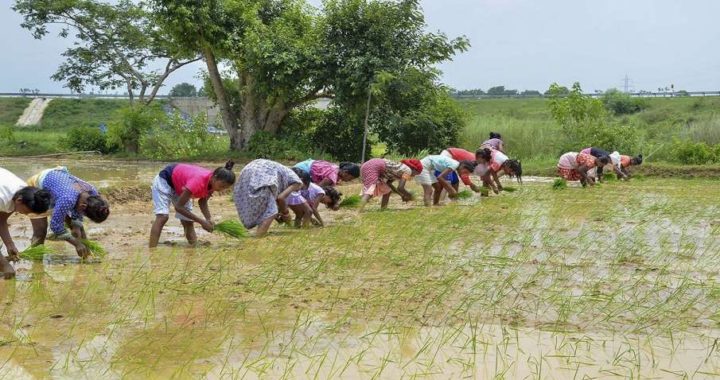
[456,190,474,199]
[214,220,247,239]
[502,186,518,192]
[480,188,490,196]
[20,245,52,261]
[552,178,568,190]
[81,239,107,258]
[339,194,362,207]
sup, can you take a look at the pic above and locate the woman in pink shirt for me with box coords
[149,161,236,248]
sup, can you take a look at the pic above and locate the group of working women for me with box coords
[557,147,643,186]
[0,132,640,280]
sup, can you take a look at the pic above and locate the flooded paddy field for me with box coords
[1,159,720,378]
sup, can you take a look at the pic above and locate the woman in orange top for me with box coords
[618,154,643,178]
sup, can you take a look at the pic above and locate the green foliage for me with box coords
[602,89,647,115]
[312,106,366,162]
[169,83,198,97]
[487,86,518,96]
[108,106,162,154]
[0,98,31,125]
[60,125,111,153]
[552,178,568,190]
[339,194,361,207]
[371,69,464,155]
[456,190,473,199]
[140,112,224,160]
[0,125,16,144]
[547,82,640,153]
[671,140,716,165]
[14,0,197,104]
[81,239,107,258]
[40,99,128,130]
[214,220,247,239]
[20,245,52,261]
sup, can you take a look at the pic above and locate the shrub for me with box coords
[140,112,224,160]
[312,106,366,162]
[60,125,111,153]
[671,140,715,165]
[108,106,162,153]
[0,124,16,144]
[602,89,647,115]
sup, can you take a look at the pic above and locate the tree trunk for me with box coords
[202,47,241,150]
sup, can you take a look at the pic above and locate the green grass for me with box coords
[0,98,31,125]
[39,98,130,130]
[457,97,720,165]
[339,194,362,207]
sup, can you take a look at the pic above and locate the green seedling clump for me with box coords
[480,187,490,196]
[81,239,107,258]
[456,190,474,199]
[502,186,518,192]
[20,245,52,261]
[339,194,362,207]
[552,178,568,190]
[215,220,248,239]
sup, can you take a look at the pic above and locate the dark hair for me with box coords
[291,167,311,186]
[322,186,342,209]
[489,132,502,139]
[504,159,523,184]
[12,187,53,214]
[458,160,477,173]
[631,154,643,166]
[85,195,110,223]
[598,155,611,165]
[475,148,492,161]
[339,162,360,178]
[213,160,236,185]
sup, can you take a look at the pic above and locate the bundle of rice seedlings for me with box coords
[479,188,490,196]
[81,239,107,258]
[214,220,247,239]
[339,194,362,207]
[456,190,474,199]
[20,245,52,261]
[502,186,518,192]
[552,178,567,190]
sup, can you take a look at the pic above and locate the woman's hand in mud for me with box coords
[2,264,15,280]
[6,245,20,262]
[470,184,481,193]
[75,242,90,259]
[200,220,214,233]
[447,189,458,199]
[278,211,292,224]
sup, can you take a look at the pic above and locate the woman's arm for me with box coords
[311,198,324,226]
[174,190,213,231]
[198,198,213,222]
[0,212,18,259]
[317,178,333,187]
[491,170,503,191]
[277,183,303,218]
[437,168,457,197]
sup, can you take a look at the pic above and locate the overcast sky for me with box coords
[1,0,718,94]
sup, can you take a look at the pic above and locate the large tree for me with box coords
[153,0,468,151]
[13,0,201,104]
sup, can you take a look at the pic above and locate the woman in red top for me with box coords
[619,154,643,178]
[149,161,236,248]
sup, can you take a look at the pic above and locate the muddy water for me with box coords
[2,158,719,378]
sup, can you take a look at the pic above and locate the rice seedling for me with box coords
[456,190,474,199]
[479,187,490,196]
[552,178,567,190]
[19,244,52,261]
[502,186,518,192]
[339,194,361,207]
[81,239,107,258]
[214,220,247,239]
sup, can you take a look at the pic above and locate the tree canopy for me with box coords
[13,0,201,104]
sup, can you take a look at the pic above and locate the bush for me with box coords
[312,106,367,162]
[60,125,112,153]
[140,112,225,160]
[0,125,16,144]
[381,94,463,156]
[671,140,716,165]
[602,89,647,115]
[108,106,162,153]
